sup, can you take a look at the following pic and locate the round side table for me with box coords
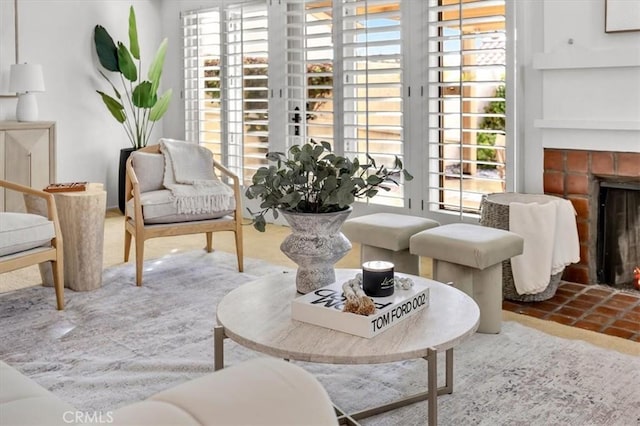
[26,183,107,291]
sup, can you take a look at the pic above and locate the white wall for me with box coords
[2,0,636,206]
[522,0,640,192]
[0,0,163,208]
[159,0,216,141]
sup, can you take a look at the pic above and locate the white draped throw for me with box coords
[159,139,235,215]
[509,199,580,295]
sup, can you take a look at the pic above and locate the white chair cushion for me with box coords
[342,213,440,251]
[127,190,232,224]
[0,212,55,257]
[131,151,165,193]
[112,358,338,426]
[0,361,73,426]
[410,223,524,270]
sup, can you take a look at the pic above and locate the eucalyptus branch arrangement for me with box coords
[245,140,413,231]
[93,6,172,149]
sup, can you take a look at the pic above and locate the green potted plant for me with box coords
[93,5,172,212]
[245,140,412,293]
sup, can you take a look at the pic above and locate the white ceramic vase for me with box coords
[279,207,353,294]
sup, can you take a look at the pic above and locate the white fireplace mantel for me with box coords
[536,120,640,153]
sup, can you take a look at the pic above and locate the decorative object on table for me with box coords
[394,276,415,290]
[362,260,395,297]
[93,5,173,212]
[279,207,353,294]
[44,182,87,193]
[341,274,375,316]
[634,267,640,291]
[8,63,45,121]
[291,277,430,338]
[245,140,413,294]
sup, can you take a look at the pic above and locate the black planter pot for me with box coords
[118,147,137,213]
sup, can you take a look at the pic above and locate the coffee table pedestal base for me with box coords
[213,326,453,426]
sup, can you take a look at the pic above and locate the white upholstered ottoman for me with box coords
[410,223,524,334]
[342,213,439,274]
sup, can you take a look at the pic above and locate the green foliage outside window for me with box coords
[476,85,505,169]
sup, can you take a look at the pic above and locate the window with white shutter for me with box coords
[342,0,405,208]
[183,2,269,185]
[286,0,407,208]
[426,0,506,216]
[183,9,222,158]
[286,1,335,147]
[182,0,513,218]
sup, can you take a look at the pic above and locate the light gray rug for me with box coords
[1,251,639,426]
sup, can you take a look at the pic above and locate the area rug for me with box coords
[1,251,638,426]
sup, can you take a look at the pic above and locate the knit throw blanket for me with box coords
[159,139,235,215]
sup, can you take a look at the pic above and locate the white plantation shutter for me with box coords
[286,0,408,209]
[341,0,406,208]
[183,2,269,185]
[286,1,335,148]
[226,2,269,185]
[426,0,506,216]
[183,0,513,218]
[183,9,223,159]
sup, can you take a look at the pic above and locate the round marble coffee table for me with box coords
[215,269,479,426]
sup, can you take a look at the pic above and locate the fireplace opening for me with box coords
[596,179,640,289]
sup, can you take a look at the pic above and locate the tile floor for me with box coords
[503,282,640,342]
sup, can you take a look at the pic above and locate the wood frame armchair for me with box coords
[123,145,244,286]
[0,180,64,310]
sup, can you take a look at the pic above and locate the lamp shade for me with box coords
[9,63,45,93]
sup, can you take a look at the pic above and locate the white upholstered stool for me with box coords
[410,223,524,334]
[342,213,439,275]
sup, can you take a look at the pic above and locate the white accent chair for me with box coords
[0,180,64,310]
[0,358,338,425]
[124,144,244,286]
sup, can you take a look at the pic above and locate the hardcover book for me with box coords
[291,279,430,338]
[44,182,87,193]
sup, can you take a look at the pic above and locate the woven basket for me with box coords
[479,193,563,302]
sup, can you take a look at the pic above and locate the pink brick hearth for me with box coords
[543,149,640,285]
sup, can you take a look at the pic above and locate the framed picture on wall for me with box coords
[0,0,18,97]
[605,0,640,33]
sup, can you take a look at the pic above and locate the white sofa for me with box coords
[0,358,337,425]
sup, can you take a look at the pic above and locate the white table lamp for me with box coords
[9,63,46,122]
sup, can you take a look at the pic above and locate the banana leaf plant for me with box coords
[94,6,172,149]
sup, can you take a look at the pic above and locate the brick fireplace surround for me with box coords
[542,149,640,285]
[499,149,640,341]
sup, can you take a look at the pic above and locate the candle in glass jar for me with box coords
[362,260,395,297]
